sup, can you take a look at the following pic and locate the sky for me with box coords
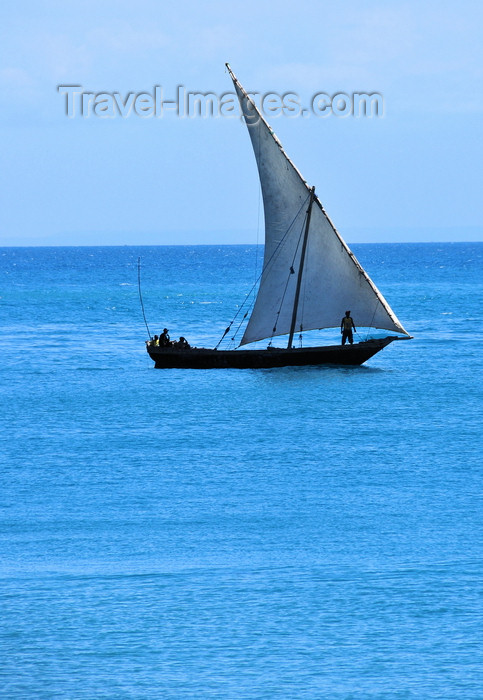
[1,0,482,245]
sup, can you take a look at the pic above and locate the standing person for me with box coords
[341,311,356,345]
[159,328,171,347]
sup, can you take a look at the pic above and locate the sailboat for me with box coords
[146,64,411,369]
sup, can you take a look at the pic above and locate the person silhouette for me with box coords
[159,328,171,347]
[341,311,356,345]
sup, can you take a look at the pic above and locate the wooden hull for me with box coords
[147,337,400,369]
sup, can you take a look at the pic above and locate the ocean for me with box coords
[1,243,482,699]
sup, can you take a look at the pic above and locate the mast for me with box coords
[287,186,315,348]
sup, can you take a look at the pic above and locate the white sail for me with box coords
[226,65,409,346]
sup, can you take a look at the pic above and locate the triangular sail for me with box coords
[226,64,409,346]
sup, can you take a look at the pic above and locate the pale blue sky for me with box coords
[1,0,482,245]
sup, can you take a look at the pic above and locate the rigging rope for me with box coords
[365,297,382,340]
[254,119,262,285]
[137,257,152,340]
[214,192,311,349]
[268,209,307,345]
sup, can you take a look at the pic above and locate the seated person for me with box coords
[175,336,190,349]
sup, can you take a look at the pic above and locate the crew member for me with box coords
[176,336,190,349]
[341,311,356,345]
[159,328,171,347]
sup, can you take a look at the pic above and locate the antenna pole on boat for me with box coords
[137,257,152,339]
[287,186,315,349]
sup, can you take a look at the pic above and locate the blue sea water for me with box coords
[1,243,482,699]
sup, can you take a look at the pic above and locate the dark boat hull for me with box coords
[147,337,400,369]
